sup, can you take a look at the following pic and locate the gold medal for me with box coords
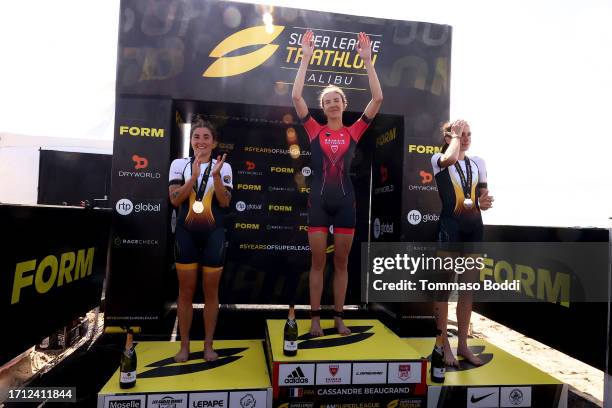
[463,198,474,209]
[192,201,204,214]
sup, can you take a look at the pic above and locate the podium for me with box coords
[98,340,272,408]
[407,338,568,408]
[266,319,427,408]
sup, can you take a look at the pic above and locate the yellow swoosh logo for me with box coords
[203,25,284,77]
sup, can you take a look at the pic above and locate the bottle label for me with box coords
[433,367,445,377]
[284,340,297,351]
[120,371,137,382]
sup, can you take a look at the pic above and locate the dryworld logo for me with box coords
[203,25,285,77]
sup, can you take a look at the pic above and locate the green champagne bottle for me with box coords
[119,331,137,389]
[430,331,445,383]
[283,305,298,356]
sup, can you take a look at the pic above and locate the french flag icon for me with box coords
[289,388,303,398]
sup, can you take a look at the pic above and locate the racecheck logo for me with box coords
[203,25,285,77]
[138,348,247,378]
[113,236,159,247]
[115,198,161,215]
[406,209,438,225]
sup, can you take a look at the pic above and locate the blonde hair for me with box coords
[319,85,347,109]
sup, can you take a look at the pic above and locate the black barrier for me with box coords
[0,204,110,366]
[108,0,451,325]
[473,225,610,371]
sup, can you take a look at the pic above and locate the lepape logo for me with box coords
[203,25,285,77]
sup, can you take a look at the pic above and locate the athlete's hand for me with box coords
[211,154,226,177]
[479,189,494,210]
[301,30,315,59]
[450,119,466,139]
[356,32,372,62]
[191,158,201,181]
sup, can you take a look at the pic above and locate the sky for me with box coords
[1,0,611,228]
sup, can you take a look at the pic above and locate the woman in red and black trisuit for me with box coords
[292,30,383,336]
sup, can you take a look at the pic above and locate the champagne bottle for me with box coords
[283,305,298,356]
[119,331,137,389]
[430,331,445,383]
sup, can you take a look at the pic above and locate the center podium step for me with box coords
[266,319,427,408]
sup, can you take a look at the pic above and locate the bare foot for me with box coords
[457,345,483,366]
[309,317,324,337]
[174,346,190,363]
[443,337,458,367]
[334,317,351,336]
[204,346,218,361]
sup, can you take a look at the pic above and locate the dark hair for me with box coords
[190,115,218,141]
[440,121,452,153]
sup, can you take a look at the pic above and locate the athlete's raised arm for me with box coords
[292,30,315,119]
[357,32,383,120]
[438,119,466,168]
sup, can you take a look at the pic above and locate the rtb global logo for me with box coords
[115,198,161,215]
[373,218,394,239]
[406,209,438,225]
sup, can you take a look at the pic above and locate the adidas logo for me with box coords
[284,367,309,384]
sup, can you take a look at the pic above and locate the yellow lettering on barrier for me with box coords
[12,260,36,304]
[75,248,95,280]
[58,251,75,286]
[35,255,58,295]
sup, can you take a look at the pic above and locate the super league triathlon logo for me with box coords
[138,348,247,378]
[296,325,374,349]
[202,25,381,88]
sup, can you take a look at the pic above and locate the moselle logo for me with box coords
[420,170,433,184]
[428,345,493,373]
[397,364,411,380]
[245,161,256,170]
[268,186,296,193]
[269,204,292,212]
[132,154,148,169]
[119,125,164,138]
[239,394,256,408]
[380,164,389,184]
[149,394,187,408]
[116,199,161,215]
[189,392,226,408]
[408,144,441,154]
[302,167,312,177]
[501,386,531,407]
[203,25,285,78]
[107,399,143,408]
[271,166,294,174]
[406,210,439,225]
[235,201,263,212]
[235,223,260,230]
[237,183,262,191]
[296,325,374,349]
[113,236,159,247]
[116,198,133,215]
[467,387,499,407]
[138,348,247,379]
